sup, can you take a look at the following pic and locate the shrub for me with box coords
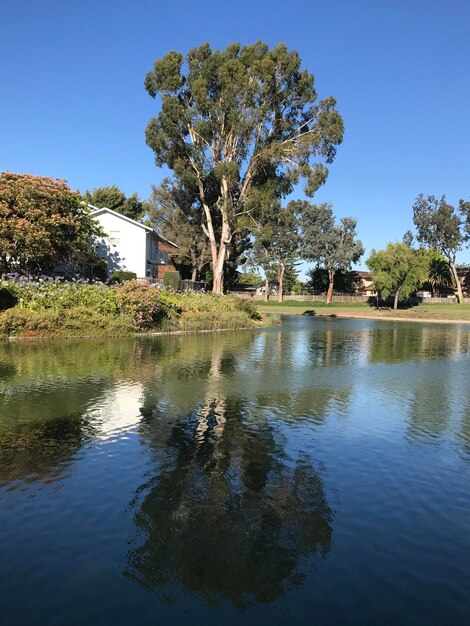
[111,270,137,283]
[0,285,18,311]
[163,271,181,291]
[115,280,162,329]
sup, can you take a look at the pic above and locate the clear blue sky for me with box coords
[1,0,469,269]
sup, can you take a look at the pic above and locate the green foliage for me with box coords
[163,271,181,291]
[2,280,121,315]
[115,280,162,329]
[0,172,100,274]
[367,243,429,306]
[145,42,343,291]
[412,194,465,262]
[424,249,452,295]
[84,185,145,221]
[111,270,137,283]
[0,279,266,336]
[306,267,358,294]
[290,280,310,295]
[0,306,133,337]
[237,270,263,285]
[251,201,300,298]
[299,202,364,273]
[412,194,469,302]
[298,201,363,300]
[147,180,211,280]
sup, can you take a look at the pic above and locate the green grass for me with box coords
[256,301,470,321]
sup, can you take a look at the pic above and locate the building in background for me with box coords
[89,206,178,279]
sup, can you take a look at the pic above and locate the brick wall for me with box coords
[155,241,178,280]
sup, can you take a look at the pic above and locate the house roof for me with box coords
[87,205,178,248]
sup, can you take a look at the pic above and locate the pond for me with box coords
[1,317,470,625]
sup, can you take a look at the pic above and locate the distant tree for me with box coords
[144,41,343,293]
[269,204,300,302]
[306,267,358,294]
[0,172,100,275]
[367,242,429,309]
[298,202,363,303]
[281,263,301,296]
[290,279,310,295]
[147,180,210,281]
[403,230,414,247]
[238,269,263,285]
[84,185,145,221]
[251,202,299,301]
[412,194,468,303]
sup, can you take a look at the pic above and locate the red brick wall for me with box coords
[155,241,178,279]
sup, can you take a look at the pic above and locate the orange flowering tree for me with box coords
[0,172,100,275]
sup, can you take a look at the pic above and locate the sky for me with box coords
[1,0,469,271]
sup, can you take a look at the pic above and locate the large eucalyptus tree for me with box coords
[144,42,343,292]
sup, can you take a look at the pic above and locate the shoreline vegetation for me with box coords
[0,279,272,338]
[257,300,470,324]
[2,277,470,339]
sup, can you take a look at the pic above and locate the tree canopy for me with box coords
[0,172,100,275]
[412,194,469,302]
[83,185,145,221]
[250,201,300,300]
[367,242,429,309]
[298,201,363,302]
[145,41,343,292]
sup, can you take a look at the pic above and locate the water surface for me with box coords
[1,317,470,625]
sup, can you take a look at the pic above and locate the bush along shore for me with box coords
[0,278,269,338]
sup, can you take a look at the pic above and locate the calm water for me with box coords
[1,317,470,625]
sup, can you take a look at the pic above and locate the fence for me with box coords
[253,294,371,302]
[180,280,207,292]
[253,294,469,305]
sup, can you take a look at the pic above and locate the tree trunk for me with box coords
[326,271,335,304]
[450,261,463,303]
[393,290,400,310]
[209,216,230,294]
[191,268,197,282]
[278,264,285,303]
[264,276,270,301]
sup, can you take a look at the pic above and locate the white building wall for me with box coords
[93,212,147,278]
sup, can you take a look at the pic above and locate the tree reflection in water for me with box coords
[125,344,333,608]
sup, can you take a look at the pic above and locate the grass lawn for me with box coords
[256,301,470,322]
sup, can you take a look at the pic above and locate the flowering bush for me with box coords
[0,172,101,274]
[115,280,162,329]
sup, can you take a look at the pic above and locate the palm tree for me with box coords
[427,253,453,296]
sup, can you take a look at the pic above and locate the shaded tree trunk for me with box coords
[393,290,400,310]
[450,261,463,303]
[278,263,285,303]
[326,270,335,304]
[264,276,270,301]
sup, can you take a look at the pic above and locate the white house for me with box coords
[89,206,177,279]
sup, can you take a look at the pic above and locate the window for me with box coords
[109,230,121,246]
[158,250,169,264]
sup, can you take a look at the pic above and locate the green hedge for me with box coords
[111,270,137,283]
[163,271,181,291]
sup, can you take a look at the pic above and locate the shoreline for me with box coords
[0,323,272,342]
[308,311,470,325]
[259,304,470,325]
